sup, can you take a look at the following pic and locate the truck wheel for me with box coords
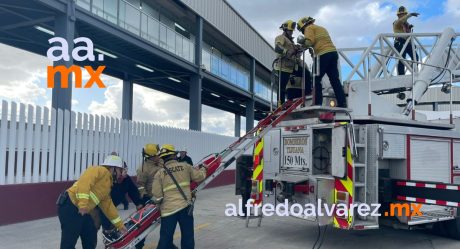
[432,221,448,237]
[444,218,460,240]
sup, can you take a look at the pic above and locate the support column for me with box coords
[122,78,133,120]
[250,58,255,94]
[189,75,202,131]
[51,0,75,111]
[245,58,256,132]
[189,16,203,131]
[235,114,241,137]
[245,100,255,132]
[194,16,203,67]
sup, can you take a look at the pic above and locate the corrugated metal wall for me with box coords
[419,87,460,103]
[181,0,275,70]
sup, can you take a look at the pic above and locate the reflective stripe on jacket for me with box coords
[152,160,206,217]
[303,24,336,56]
[67,166,123,229]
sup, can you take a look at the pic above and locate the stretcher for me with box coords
[103,154,221,249]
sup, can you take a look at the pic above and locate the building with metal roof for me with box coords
[0,0,277,136]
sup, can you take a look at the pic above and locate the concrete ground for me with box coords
[1,185,460,249]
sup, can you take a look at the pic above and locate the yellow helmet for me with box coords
[297,16,315,31]
[143,143,159,157]
[280,20,296,31]
[159,144,176,158]
[397,6,408,15]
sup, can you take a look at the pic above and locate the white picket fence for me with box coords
[0,100,237,185]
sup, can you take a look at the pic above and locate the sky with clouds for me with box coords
[1,0,459,136]
[0,42,243,136]
[227,0,460,48]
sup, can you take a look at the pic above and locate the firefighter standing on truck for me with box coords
[297,16,346,108]
[393,6,420,75]
[274,20,300,105]
[57,155,127,249]
[152,144,207,249]
[137,143,162,203]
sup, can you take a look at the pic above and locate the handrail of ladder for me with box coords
[228,98,303,150]
[191,97,304,194]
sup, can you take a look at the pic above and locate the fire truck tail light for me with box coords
[336,191,349,203]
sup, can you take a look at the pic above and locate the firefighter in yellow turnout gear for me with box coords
[393,6,420,75]
[152,144,207,249]
[275,20,299,104]
[137,143,162,202]
[274,20,312,104]
[297,16,346,107]
[57,155,127,249]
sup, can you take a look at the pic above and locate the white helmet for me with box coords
[101,155,123,168]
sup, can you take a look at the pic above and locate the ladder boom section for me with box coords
[405,28,457,114]
[339,28,459,118]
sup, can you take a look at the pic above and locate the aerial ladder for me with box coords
[343,28,460,120]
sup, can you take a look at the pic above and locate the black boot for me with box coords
[123,198,129,210]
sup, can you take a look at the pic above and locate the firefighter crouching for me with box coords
[152,144,208,249]
[56,155,127,249]
[137,143,162,203]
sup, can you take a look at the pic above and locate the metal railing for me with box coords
[370,53,456,124]
[255,77,276,102]
[76,0,195,63]
[338,32,460,83]
[202,49,250,90]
